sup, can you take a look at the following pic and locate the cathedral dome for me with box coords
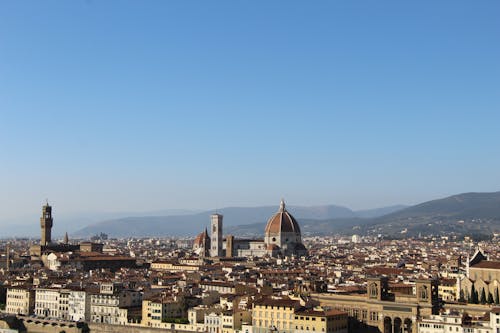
[264,200,301,234]
[193,228,209,247]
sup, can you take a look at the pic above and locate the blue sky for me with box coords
[1,1,499,221]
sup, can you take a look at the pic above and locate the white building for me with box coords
[35,288,61,318]
[417,312,496,333]
[90,283,142,325]
[490,307,500,333]
[68,289,90,321]
[205,311,222,333]
[6,287,34,315]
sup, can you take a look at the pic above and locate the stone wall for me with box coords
[87,323,194,333]
[19,318,87,333]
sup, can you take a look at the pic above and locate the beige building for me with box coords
[90,283,142,325]
[294,309,348,333]
[460,252,500,303]
[221,310,252,333]
[200,281,241,294]
[141,296,186,328]
[150,261,200,272]
[6,287,35,315]
[252,298,301,333]
[312,277,440,333]
[438,279,458,302]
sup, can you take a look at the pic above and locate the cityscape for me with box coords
[1,2,499,333]
[0,200,499,333]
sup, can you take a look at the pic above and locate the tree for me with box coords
[495,288,499,305]
[473,289,479,304]
[471,284,479,304]
[487,292,494,304]
[480,288,486,304]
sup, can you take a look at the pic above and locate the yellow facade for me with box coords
[438,283,457,302]
[141,298,185,328]
[150,261,200,272]
[252,300,299,333]
[293,310,348,333]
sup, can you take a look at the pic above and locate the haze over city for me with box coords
[1,1,499,226]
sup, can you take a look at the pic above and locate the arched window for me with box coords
[419,286,428,300]
[370,283,378,298]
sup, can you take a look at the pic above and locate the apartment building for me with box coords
[141,296,186,328]
[35,288,62,318]
[6,287,35,315]
[252,298,301,333]
[221,310,252,333]
[294,309,348,333]
[68,289,90,321]
[90,283,142,325]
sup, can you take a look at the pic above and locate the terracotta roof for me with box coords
[264,200,301,234]
[296,309,347,317]
[440,278,457,286]
[193,229,209,246]
[200,281,234,287]
[79,256,135,261]
[254,297,300,307]
[470,261,500,269]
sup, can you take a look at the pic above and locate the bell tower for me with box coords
[210,213,223,257]
[40,201,53,246]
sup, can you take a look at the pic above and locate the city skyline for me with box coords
[1,1,500,222]
[1,3,500,333]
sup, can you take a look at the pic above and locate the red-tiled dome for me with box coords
[264,200,301,234]
[193,228,209,246]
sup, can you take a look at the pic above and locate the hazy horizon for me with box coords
[2,1,499,223]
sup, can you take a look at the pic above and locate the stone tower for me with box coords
[210,213,223,257]
[366,276,390,301]
[6,243,10,272]
[416,279,440,314]
[40,202,53,246]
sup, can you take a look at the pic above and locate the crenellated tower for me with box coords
[40,201,53,246]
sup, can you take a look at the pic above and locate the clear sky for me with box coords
[1,1,499,222]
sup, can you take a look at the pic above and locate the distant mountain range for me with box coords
[11,191,500,239]
[72,204,407,238]
[356,191,500,237]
